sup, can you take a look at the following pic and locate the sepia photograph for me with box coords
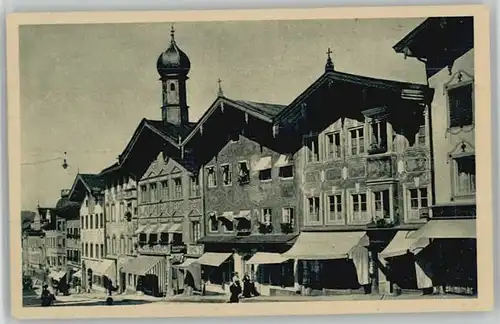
[6,5,493,319]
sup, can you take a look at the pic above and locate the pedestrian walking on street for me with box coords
[40,284,55,307]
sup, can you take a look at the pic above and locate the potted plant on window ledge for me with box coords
[237,173,250,185]
[368,217,394,229]
[368,142,387,155]
[280,222,294,234]
[258,222,273,234]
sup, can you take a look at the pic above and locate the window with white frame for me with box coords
[453,155,476,196]
[221,164,232,186]
[140,185,148,203]
[150,183,157,202]
[327,194,343,222]
[206,166,217,188]
[351,193,368,222]
[237,161,250,184]
[447,83,474,128]
[173,177,183,199]
[190,175,200,197]
[372,190,390,219]
[259,168,272,181]
[369,120,388,151]
[307,197,320,222]
[281,208,294,225]
[325,132,342,160]
[192,221,201,242]
[161,180,169,200]
[416,125,426,146]
[407,187,429,221]
[279,165,294,179]
[261,208,272,225]
[350,127,365,156]
[304,135,319,163]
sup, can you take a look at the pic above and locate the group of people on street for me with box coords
[228,273,260,303]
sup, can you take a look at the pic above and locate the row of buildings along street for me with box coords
[22,16,477,304]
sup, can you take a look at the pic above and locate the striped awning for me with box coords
[254,156,272,171]
[409,219,476,239]
[233,210,251,220]
[172,258,197,269]
[282,232,368,260]
[156,223,170,233]
[218,212,234,221]
[122,255,163,276]
[135,225,148,234]
[94,259,116,281]
[73,270,82,278]
[49,270,66,281]
[195,252,232,267]
[247,252,289,265]
[168,223,183,233]
[380,231,430,259]
[144,224,160,234]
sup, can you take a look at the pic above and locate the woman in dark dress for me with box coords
[228,276,242,303]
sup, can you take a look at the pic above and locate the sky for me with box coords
[19,17,427,211]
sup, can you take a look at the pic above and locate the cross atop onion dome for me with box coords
[156,24,191,78]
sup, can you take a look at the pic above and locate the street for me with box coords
[23,287,475,307]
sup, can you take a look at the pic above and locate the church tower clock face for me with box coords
[164,79,180,105]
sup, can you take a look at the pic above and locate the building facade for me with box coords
[68,173,109,292]
[393,16,477,295]
[22,208,48,282]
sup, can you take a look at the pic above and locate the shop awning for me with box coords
[254,156,272,171]
[168,223,183,233]
[121,255,164,276]
[95,259,116,279]
[409,219,476,239]
[274,154,293,167]
[73,270,82,278]
[144,224,160,234]
[233,210,251,220]
[282,232,368,260]
[173,258,197,269]
[49,270,66,281]
[247,252,289,265]
[195,252,232,267]
[380,231,430,259]
[156,223,169,233]
[135,225,148,235]
[217,212,234,221]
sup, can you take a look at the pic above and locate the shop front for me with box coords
[409,217,477,295]
[121,255,166,297]
[282,231,370,296]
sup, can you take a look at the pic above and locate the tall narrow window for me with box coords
[261,208,272,225]
[448,83,474,128]
[369,120,388,152]
[307,197,320,222]
[190,175,200,197]
[454,155,476,196]
[140,185,148,203]
[326,132,342,159]
[351,193,368,222]
[150,183,157,202]
[350,128,365,156]
[207,166,217,188]
[221,164,232,186]
[100,213,104,228]
[373,190,390,219]
[192,221,201,243]
[408,187,429,221]
[161,180,169,200]
[281,208,294,225]
[173,177,183,199]
[327,194,343,222]
[416,125,426,146]
[305,135,319,163]
[100,244,104,259]
[237,161,250,184]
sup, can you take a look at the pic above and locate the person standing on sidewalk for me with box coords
[228,275,242,303]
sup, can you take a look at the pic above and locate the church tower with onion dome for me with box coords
[156,25,191,126]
